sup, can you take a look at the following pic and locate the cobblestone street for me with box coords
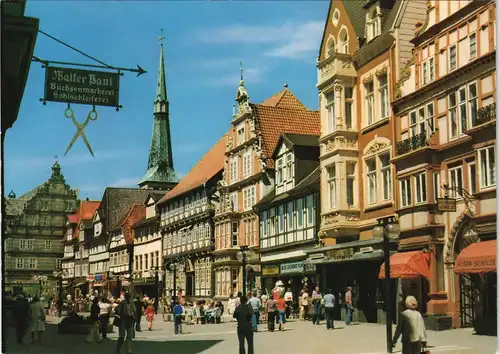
[4,316,496,354]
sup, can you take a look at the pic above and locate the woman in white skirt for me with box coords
[29,296,46,344]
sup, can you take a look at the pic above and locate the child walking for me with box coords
[145,301,155,331]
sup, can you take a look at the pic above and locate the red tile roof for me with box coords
[157,132,228,204]
[252,89,320,168]
[112,204,146,245]
[67,214,79,224]
[79,201,100,220]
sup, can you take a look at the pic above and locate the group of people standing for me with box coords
[11,293,46,345]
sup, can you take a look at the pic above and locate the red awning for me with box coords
[379,250,430,279]
[454,240,497,274]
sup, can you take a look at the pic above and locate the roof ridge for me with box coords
[112,203,144,229]
[251,102,318,113]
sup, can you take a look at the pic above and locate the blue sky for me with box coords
[5,1,329,200]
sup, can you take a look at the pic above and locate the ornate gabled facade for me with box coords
[73,200,100,297]
[138,35,178,190]
[254,133,321,297]
[308,0,428,324]
[88,187,161,295]
[61,213,79,288]
[212,72,320,299]
[132,194,164,298]
[392,0,496,331]
[108,204,145,297]
[157,133,227,299]
[4,161,78,294]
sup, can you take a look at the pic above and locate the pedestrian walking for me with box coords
[228,294,236,316]
[28,296,46,345]
[323,289,335,330]
[13,293,30,344]
[392,296,427,354]
[233,295,254,354]
[133,296,144,332]
[311,286,322,325]
[276,295,287,331]
[173,301,184,334]
[265,297,277,332]
[145,301,155,331]
[300,287,309,321]
[247,291,261,332]
[98,297,112,340]
[115,292,135,354]
[260,293,268,324]
[284,288,293,320]
[345,286,353,326]
[85,297,102,344]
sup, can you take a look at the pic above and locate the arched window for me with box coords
[326,37,336,57]
[339,29,348,54]
[367,8,380,40]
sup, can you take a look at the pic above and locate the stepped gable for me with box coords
[157,131,228,204]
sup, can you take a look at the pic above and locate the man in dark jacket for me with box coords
[233,295,254,354]
[13,293,30,344]
[133,296,145,332]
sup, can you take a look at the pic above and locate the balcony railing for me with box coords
[472,103,496,127]
[396,131,427,156]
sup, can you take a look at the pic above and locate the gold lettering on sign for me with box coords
[327,248,354,262]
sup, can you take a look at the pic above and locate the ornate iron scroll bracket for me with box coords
[441,183,476,216]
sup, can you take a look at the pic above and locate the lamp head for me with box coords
[373,225,384,239]
[385,222,401,240]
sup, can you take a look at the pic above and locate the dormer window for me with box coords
[367,8,381,41]
[237,125,245,145]
[277,158,284,184]
[285,154,292,180]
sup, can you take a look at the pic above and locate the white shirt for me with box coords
[99,302,111,315]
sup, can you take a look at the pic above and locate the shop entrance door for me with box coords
[186,274,194,297]
[459,274,477,328]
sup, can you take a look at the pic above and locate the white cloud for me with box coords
[200,20,324,59]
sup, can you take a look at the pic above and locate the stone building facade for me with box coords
[4,161,78,294]
[392,0,496,330]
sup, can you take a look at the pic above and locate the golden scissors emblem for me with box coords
[64,106,98,157]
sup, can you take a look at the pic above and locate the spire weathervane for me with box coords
[240,61,244,83]
[158,28,165,46]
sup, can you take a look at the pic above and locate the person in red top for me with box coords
[145,301,155,331]
[276,296,287,331]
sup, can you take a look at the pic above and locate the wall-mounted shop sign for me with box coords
[359,247,374,253]
[304,263,317,273]
[327,248,354,262]
[262,265,280,276]
[280,261,304,274]
[437,197,457,212]
[44,66,120,107]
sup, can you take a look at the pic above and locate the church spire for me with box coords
[138,29,178,190]
[155,29,167,106]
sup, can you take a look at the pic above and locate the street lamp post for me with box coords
[149,266,166,314]
[373,216,401,354]
[167,259,180,306]
[52,269,68,317]
[236,245,251,296]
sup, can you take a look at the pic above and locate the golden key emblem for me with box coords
[64,106,98,157]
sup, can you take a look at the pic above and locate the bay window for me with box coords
[327,165,336,209]
[449,166,463,198]
[366,158,377,204]
[415,173,427,204]
[400,178,412,207]
[379,74,388,119]
[365,82,375,125]
[326,92,335,133]
[380,154,391,201]
[345,87,353,129]
[479,146,496,188]
[346,161,356,206]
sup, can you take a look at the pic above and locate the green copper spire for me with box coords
[155,28,167,105]
[138,30,178,190]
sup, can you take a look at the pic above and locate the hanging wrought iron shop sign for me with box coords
[43,66,120,108]
[437,197,457,212]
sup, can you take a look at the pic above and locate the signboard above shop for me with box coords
[44,66,120,108]
[437,197,457,212]
[280,261,304,274]
[327,248,355,262]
